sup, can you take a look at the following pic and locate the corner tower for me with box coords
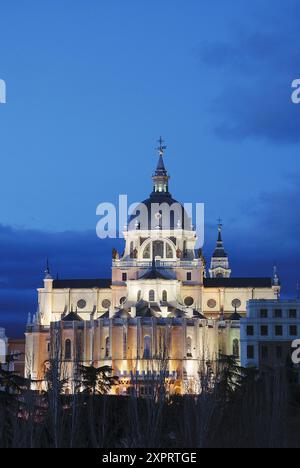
[209,221,231,278]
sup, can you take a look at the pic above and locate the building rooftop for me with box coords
[204,278,273,288]
[52,277,273,290]
[139,267,170,280]
[53,279,112,289]
[62,311,83,322]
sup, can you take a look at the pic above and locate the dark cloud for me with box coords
[205,173,300,297]
[211,82,300,144]
[0,224,123,337]
[2,174,300,340]
[200,30,300,74]
[199,10,300,143]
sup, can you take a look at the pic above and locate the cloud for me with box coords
[2,177,300,341]
[199,9,300,143]
[211,83,300,144]
[0,224,123,336]
[204,173,300,296]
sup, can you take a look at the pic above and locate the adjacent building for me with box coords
[0,328,8,364]
[7,338,26,376]
[0,329,26,375]
[241,299,300,370]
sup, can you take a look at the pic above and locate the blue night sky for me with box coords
[0,0,300,336]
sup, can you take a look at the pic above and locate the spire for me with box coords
[209,220,231,278]
[212,220,227,259]
[155,137,167,176]
[44,258,52,279]
[152,137,170,194]
[27,312,32,326]
[155,154,167,176]
[272,263,280,286]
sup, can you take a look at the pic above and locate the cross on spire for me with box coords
[156,136,167,157]
[217,217,223,231]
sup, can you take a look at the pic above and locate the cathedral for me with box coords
[25,142,280,395]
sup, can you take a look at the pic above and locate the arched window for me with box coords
[137,290,142,302]
[76,331,84,361]
[153,241,164,259]
[186,336,192,358]
[65,339,72,360]
[130,242,134,258]
[183,240,187,257]
[143,335,151,359]
[105,336,110,358]
[149,290,155,302]
[162,290,168,302]
[123,330,127,359]
[233,339,239,358]
[143,243,151,259]
[166,243,174,259]
[170,211,175,230]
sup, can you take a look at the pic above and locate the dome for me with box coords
[128,191,192,231]
[128,142,193,231]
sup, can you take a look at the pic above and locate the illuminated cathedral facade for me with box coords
[25,142,280,395]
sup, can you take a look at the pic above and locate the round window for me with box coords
[207,299,217,308]
[184,296,194,307]
[232,299,241,309]
[77,299,86,309]
[102,299,111,309]
[120,297,126,305]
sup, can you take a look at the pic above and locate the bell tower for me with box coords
[152,137,170,194]
[209,221,231,278]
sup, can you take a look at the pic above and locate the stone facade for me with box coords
[25,146,280,394]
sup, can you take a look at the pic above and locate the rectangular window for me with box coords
[290,325,298,337]
[276,346,283,359]
[260,325,268,336]
[247,326,254,336]
[260,309,268,318]
[275,325,283,336]
[261,346,269,360]
[289,309,297,319]
[186,272,192,281]
[122,273,127,282]
[247,345,254,359]
[274,309,282,318]
[12,351,20,361]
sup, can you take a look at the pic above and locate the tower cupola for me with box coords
[152,137,170,194]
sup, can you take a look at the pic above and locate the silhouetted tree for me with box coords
[216,354,244,402]
[77,365,118,395]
